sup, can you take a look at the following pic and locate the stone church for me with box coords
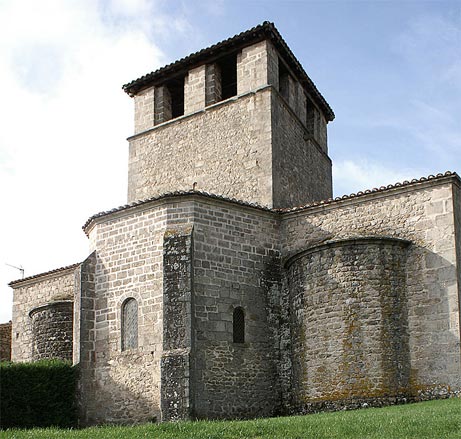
[8,22,461,425]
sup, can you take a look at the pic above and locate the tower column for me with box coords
[185,65,206,114]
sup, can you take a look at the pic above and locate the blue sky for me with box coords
[0,0,460,321]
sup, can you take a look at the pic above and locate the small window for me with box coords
[122,298,138,351]
[233,307,245,343]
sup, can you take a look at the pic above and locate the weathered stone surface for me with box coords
[272,90,332,207]
[287,238,410,410]
[128,88,274,206]
[191,201,281,419]
[10,267,78,362]
[7,24,461,427]
[185,65,206,114]
[281,180,461,397]
[127,39,332,209]
[78,205,167,425]
[161,350,191,421]
[29,301,73,361]
[134,87,154,134]
[0,321,11,361]
[161,227,194,419]
[205,63,222,106]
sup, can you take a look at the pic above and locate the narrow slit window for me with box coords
[233,307,245,343]
[122,298,138,351]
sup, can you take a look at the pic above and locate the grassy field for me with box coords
[2,398,461,439]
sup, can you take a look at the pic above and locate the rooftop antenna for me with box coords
[5,263,24,279]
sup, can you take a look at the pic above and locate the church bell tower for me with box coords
[123,21,334,209]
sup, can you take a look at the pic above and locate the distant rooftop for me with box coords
[122,21,335,122]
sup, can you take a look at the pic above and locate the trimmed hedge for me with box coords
[0,360,77,429]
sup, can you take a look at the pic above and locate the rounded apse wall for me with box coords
[29,301,73,361]
[286,237,410,409]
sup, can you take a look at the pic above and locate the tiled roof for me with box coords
[277,171,458,213]
[9,263,81,287]
[12,173,457,285]
[82,189,272,234]
[82,172,458,234]
[122,21,335,122]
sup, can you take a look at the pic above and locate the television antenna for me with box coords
[5,263,24,279]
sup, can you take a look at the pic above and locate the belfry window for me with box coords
[166,76,185,119]
[219,53,237,100]
[122,298,138,351]
[154,75,185,125]
[206,53,237,106]
[233,307,245,343]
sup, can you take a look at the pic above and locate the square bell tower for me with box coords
[123,22,334,209]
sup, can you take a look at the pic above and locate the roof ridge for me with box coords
[9,263,81,287]
[82,189,272,233]
[122,21,334,121]
[122,22,271,93]
[276,171,458,213]
[82,172,458,234]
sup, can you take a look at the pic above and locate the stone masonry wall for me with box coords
[29,301,73,361]
[281,178,461,400]
[84,195,283,423]
[128,88,273,205]
[237,40,277,95]
[134,87,155,134]
[271,90,332,208]
[453,182,461,354]
[287,238,410,411]
[191,198,282,419]
[184,65,206,114]
[0,322,12,361]
[205,63,222,106]
[81,179,460,423]
[128,38,332,210]
[161,226,194,420]
[75,252,97,426]
[10,268,78,362]
[82,203,169,424]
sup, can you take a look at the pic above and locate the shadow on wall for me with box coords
[281,237,459,412]
[78,351,161,426]
[77,253,162,427]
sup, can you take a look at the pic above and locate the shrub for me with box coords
[0,359,77,429]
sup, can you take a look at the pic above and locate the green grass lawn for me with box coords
[2,398,461,439]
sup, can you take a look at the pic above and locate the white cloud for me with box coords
[333,159,421,197]
[0,0,184,322]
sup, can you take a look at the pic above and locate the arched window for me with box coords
[233,307,245,343]
[122,298,138,351]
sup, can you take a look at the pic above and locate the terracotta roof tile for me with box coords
[122,21,335,122]
[9,263,81,287]
[82,172,458,234]
[82,190,272,234]
[276,171,458,213]
[11,174,457,285]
